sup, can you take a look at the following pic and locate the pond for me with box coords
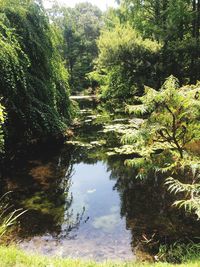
[0,96,200,261]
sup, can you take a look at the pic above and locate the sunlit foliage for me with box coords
[94,24,161,101]
[48,2,102,92]
[118,0,200,84]
[165,161,200,219]
[124,76,200,161]
[123,76,200,218]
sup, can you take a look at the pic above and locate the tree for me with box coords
[95,24,161,102]
[124,76,200,162]
[0,0,73,146]
[48,2,102,92]
[123,76,200,218]
[117,0,200,85]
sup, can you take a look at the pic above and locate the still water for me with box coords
[1,97,200,261]
[19,161,133,261]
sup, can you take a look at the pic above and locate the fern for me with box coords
[165,177,200,195]
[165,166,200,220]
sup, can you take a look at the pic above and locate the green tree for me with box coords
[48,2,102,92]
[123,76,200,218]
[0,0,73,146]
[95,24,161,101]
[118,0,200,85]
[124,76,200,163]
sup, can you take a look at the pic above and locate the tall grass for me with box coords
[0,192,26,237]
[158,241,200,264]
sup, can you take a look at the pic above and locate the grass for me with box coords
[0,246,200,267]
[157,242,200,264]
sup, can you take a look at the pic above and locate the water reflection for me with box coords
[0,145,134,261]
[106,157,200,258]
[1,96,200,261]
[0,146,82,238]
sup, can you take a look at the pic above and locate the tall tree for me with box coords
[116,0,200,85]
[48,2,102,92]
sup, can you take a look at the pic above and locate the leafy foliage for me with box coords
[165,162,200,219]
[122,76,200,218]
[48,2,102,92]
[124,76,200,160]
[118,0,200,84]
[92,0,200,104]
[0,0,73,145]
[95,24,161,101]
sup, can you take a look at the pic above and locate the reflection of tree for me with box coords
[59,207,86,239]
[106,158,200,255]
[0,146,85,239]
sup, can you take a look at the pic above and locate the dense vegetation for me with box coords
[123,76,200,218]
[0,0,73,148]
[48,2,102,92]
[92,0,200,102]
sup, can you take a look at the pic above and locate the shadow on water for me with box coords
[0,96,200,261]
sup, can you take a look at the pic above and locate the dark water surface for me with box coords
[1,97,200,261]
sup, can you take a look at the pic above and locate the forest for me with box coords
[0,0,200,266]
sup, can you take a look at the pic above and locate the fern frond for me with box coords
[173,198,200,219]
[165,177,200,194]
[126,104,148,115]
